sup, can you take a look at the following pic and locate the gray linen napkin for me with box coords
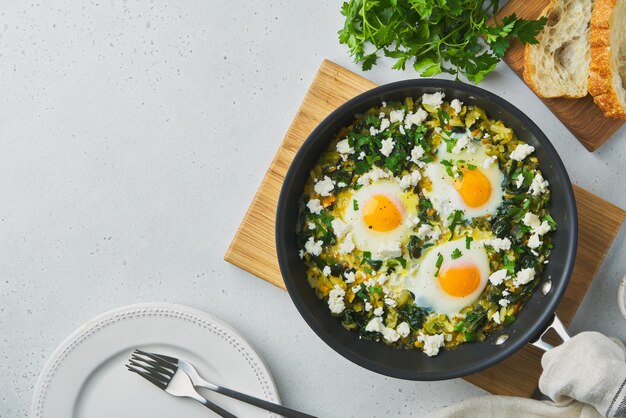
[428,332,626,418]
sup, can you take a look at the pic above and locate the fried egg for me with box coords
[405,239,490,316]
[424,141,504,218]
[341,179,418,259]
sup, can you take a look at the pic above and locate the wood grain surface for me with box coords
[224,60,626,397]
[497,0,624,151]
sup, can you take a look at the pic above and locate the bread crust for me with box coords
[588,0,626,119]
[523,0,590,99]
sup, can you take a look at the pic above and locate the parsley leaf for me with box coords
[435,252,444,277]
[338,0,547,83]
[451,248,463,259]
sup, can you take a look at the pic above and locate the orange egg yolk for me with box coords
[362,194,403,232]
[438,264,481,297]
[453,169,492,208]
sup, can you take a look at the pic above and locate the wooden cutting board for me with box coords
[497,0,624,151]
[225,60,626,397]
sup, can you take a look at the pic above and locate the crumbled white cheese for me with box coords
[399,125,406,135]
[365,301,373,312]
[336,138,354,155]
[450,99,463,114]
[522,212,541,229]
[358,151,366,160]
[417,333,445,357]
[379,118,390,132]
[314,176,335,197]
[396,322,410,338]
[407,215,420,226]
[380,138,395,157]
[482,155,497,169]
[379,112,385,119]
[382,101,387,107]
[356,166,391,186]
[404,108,429,129]
[338,232,356,254]
[306,199,323,214]
[304,237,323,256]
[389,109,405,123]
[492,311,501,324]
[298,249,304,259]
[351,284,361,293]
[337,181,347,188]
[513,268,535,287]
[365,317,400,342]
[400,170,422,189]
[364,278,377,288]
[483,238,512,252]
[410,145,426,165]
[369,126,379,136]
[416,224,433,240]
[499,298,510,307]
[515,173,525,189]
[533,221,551,236]
[451,135,475,154]
[489,269,509,286]
[502,290,510,296]
[308,223,316,230]
[343,270,356,284]
[422,92,445,108]
[331,218,350,238]
[530,172,549,196]
[377,241,402,259]
[374,307,384,317]
[385,297,397,307]
[527,232,542,249]
[510,144,535,161]
[377,274,388,285]
[328,285,346,314]
[322,266,331,276]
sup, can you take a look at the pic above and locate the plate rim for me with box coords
[30,302,280,417]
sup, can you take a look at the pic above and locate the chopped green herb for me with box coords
[467,163,477,170]
[465,236,474,249]
[447,210,466,239]
[435,253,444,276]
[353,199,359,211]
[451,248,463,259]
[440,159,455,177]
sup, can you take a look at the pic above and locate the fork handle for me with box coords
[199,397,239,418]
[207,385,317,418]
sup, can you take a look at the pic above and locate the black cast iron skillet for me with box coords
[276,79,578,381]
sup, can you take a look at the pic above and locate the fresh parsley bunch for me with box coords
[338,0,547,83]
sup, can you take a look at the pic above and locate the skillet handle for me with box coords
[531,314,571,351]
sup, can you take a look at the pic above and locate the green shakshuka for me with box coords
[296,92,555,356]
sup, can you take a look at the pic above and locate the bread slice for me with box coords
[523,0,594,98]
[588,0,626,119]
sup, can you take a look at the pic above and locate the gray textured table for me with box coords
[1,1,625,417]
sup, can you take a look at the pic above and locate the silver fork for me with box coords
[134,349,318,418]
[127,351,237,418]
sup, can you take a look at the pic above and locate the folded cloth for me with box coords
[427,332,626,418]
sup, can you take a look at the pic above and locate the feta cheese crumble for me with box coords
[482,155,497,169]
[379,118,390,132]
[331,218,350,238]
[483,238,512,252]
[499,298,511,307]
[527,232,542,249]
[492,311,501,324]
[377,241,402,259]
[338,232,356,254]
[488,269,509,286]
[450,99,463,114]
[314,176,335,197]
[422,92,445,108]
[510,144,535,161]
[306,199,323,214]
[396,322,410,338]
[389,109,405,123]
[336,138,354,155]
[513,268,535,287]
[410,145,425,165]
[380,138,395,157]
[400,170,422,189]
[365,317,401,342]
[304,237,323,256]
[343,270,356,283]
[328,285,346,314]
[322,265,331,276]
[374,306,384,316]
[522,212,541,229]
[417,333,445,357]
[356,166,391,186]
[515,173,525,189]
[404,108,429,129]
[451,135,475,155]
[530,172,549,196]
[385,297,397,307]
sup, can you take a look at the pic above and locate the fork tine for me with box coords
[134,349,178,366]
[128,358,175,380]
[131,353,176,374]
[126,364,168,390]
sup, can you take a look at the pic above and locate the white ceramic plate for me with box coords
[31,303,280,418]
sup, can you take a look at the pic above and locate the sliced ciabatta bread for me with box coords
[588,0,626,119]
[523,0,594,98]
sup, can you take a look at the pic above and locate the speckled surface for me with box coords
[0,1,624,417]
